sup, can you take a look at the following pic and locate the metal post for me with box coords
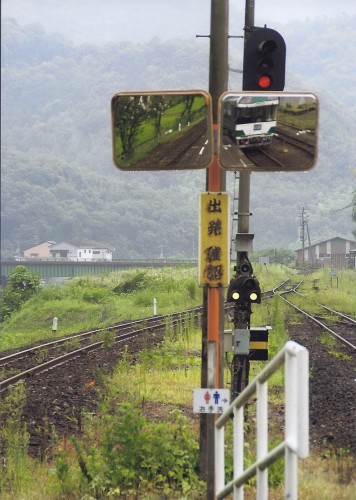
[234,405,244,499]
[231,0,255,399]
[285,350,298,498]
[256,380,268,498]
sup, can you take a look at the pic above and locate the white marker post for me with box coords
[52,316,58,333]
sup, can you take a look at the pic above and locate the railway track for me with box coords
[133,119,208,169]
[2,274,353,393]
[1,274,354,460]
[0,307,202,392]
[243,132,314,170]
[243,146,285,170]
[0,279,294,392]
[279,288,356,351]
[275,130,315,156]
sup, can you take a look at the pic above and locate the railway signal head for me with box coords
[227,276,261,306]
[243,28,286,91]
[227,276,244,303]
[243,277,262,304]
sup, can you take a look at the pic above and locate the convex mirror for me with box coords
[111,90,213,170]
[219,92,318,171]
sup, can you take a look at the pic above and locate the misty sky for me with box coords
[2,0,355,45]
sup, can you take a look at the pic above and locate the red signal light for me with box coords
[243,28,286,91]
[258,75,272,88]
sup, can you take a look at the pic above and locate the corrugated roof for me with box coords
[295,235,356,252]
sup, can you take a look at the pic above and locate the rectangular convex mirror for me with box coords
[219,92,318,172]
[111,90,213,171]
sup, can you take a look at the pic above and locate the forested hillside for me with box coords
[1,15,355,258]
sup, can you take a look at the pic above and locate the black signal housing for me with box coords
[227,276,261,305]
[243,27,286,91]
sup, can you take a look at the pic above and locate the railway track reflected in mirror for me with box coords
[111,90,213,171]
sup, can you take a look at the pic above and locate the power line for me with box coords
[329,201,356,213]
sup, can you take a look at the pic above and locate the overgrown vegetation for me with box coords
[0,267,202,351]
[0,266,355,498]
[0,266,40,322]
[0,382,31,493]
[251,248,296,266]
[288,268,356,317]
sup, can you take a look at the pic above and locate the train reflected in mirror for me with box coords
[219,92,318,171]
[111,90,213,171]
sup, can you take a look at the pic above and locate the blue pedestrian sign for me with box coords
[193,388,230,414]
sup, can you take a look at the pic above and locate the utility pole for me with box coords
[299,207,314,267]
[305,218,313,266]
[200,1,228,497]
[299,207,306,267]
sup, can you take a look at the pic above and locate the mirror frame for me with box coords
[218,91,319,172]
[111,89,213,171]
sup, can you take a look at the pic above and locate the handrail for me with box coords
[215,340,309,499]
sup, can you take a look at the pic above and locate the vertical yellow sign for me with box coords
[199,192,230,287]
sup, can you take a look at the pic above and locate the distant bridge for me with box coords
[0,259,198,279]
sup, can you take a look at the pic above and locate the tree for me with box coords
[113,96,147,159]
[0,266,40,321]
[180,95,195,123]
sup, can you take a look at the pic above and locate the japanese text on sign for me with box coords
[193,388,230,414]
[199,192,230,287]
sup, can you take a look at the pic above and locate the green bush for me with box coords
[0,266,40,321]
[113,270,148,294]
[83,403,204,497]
[186,277,198,300]
[82,287,114,303]
[0,382,31,493]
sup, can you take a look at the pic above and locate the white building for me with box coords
[49,240,113,261]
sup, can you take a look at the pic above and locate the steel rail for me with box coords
[0,306,203,366]
[0,310,201,392]
[283,288,356,326]
[279,295,356,351]
[0,328,145,392]
[0,277,296,391]
[315,304,356,326]
[274,132,314,156]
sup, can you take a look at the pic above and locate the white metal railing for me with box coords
[215,341,309,500]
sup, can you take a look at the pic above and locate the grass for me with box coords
[296,268,356,316]
[248,262,296,292]
[0,267,202,351]
[0,263,296,352]
[1,266,355,498]
[106,322,202,408]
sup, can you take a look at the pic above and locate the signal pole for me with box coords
[229,0,256,399]
[200,1,228,496]
[230,0,286,397]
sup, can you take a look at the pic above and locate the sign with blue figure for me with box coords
[193,388,230,414]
